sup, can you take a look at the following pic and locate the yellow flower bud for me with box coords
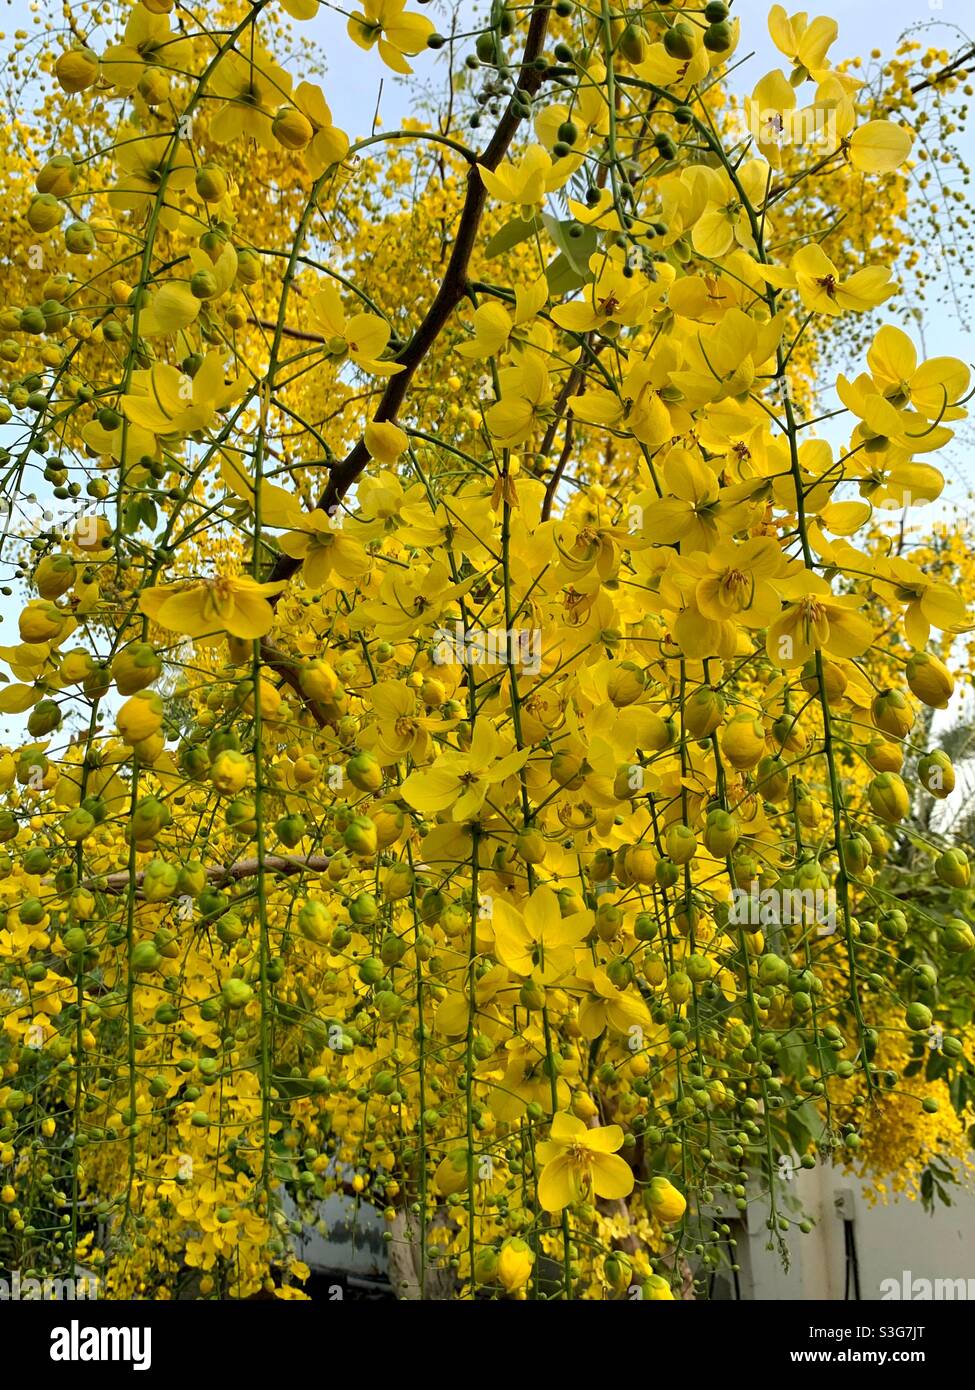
[684,686,725,737]
[906,651,954,709]
[918,750,954,798]
[867,772,910,824]
[298,659,339,701]
[704,808,740,857]
[272,106,314,149]
[116,691,164,746]
[606,660,646,707]
[210,749,250,795]
[195,164,229,204]
[138,66,170,105]
[54,47,99,94]
[112,642,162,695]
[865,735,903,773]
[641,1273,675,1300]
[33,554,76,600]
[36,155,78,197]
[433,1148,469,1197]
[364,419,408,463]
[720,713,766,771]
[871,688,914,739]
[497,1237,534,1293]
[666,822,697,864]
[27,194,65,233]
[647,1175,687,1224]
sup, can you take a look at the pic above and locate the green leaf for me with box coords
[545,252,585,298]
[122,499,142,535]
[775,1029,807,1080]
[139,496,158,532]
[485,214,539,259]
[792,1099,826,1146]
[541,212,597,276]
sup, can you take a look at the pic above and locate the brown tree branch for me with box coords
[250,317,327,344]
[263,2,552,588]
[911,44,975,94]
[86,853,332,895]
[262,641,330,728]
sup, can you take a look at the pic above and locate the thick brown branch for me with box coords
[262,641,330,727]
[265,2,551,587]
[87,854,332,895]
[541,411,576,522]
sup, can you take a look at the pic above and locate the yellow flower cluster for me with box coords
[0,0,972,1303]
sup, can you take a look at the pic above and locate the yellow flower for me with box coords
[848,120,913,175]
[647,1175,687,1224]
[720,714,768,771]
[867,555,969,649]
[457,278,547,360]
[350,558,471,639]
[278,512,371,589]
[400,720,529,822]
[101,5,191,95]
[139,576,286,640]
[291,82,350,174]
[278,0,319,20]
[108,131,194,220]
[478,144,561,207]
[690,160,770,257]
[361,681,442,764]
[665,535,797,659]
[208,49,293,147]
[492,885,592,984]
[638,450,722,552]
[552,250,664,335]
[572,343,691,449]
[767,5,838,82]
[669,306,785,406]
[534,66,609,154]
[364,420,409,463]
[570,959,651,1040]
[121,353,244,441]
[482,1033,573,1123]
[766,573,875,667]
[906,652,954,709]
[536,1112,634,1212]
[347,0,434,75]
[484,351,553,446]
[865,324,970,422]
[308,284,403,376]
[759,243,895,316]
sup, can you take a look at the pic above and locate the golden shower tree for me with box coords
[0,0,973,1298]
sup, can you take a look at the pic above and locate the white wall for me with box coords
[734,1164,975,1301]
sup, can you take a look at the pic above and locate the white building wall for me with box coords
[736,1165,975,1300]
